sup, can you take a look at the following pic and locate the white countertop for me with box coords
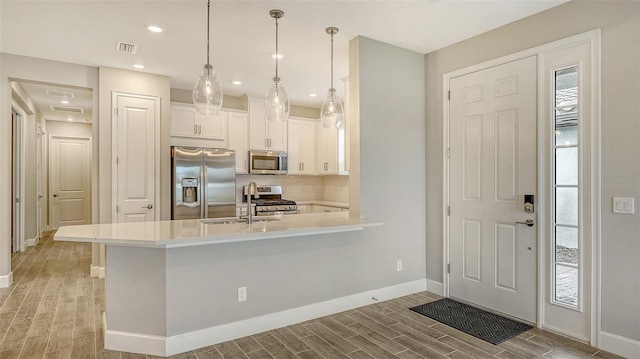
[54,212,380,249]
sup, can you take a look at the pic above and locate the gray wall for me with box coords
[355,36,427,277]
[98,67,172,223]
[424,1,640,341]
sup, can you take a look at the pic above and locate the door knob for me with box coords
[515,219,535,227]
[53,194,59,198]
[143,204,153,209]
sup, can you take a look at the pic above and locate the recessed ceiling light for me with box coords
[309,93,317,97]
[133,64,145,69]
[60,100,70,104]
[147,25,163,33]
[232,81,242,85]
[272,53,283,59]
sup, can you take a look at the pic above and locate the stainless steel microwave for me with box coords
[249,150,288,175]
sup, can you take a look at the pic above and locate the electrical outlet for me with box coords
[238,287,247,302]
[396,260,403,272]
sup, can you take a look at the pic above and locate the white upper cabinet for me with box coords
[248,98,287,151]
[228,111,249,174]
[317,123,338,175]
[288,118,317,175]
[170,103,228,147]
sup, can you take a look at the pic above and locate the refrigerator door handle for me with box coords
[201,164,207,218]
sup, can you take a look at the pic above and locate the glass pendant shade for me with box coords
[321,26,343,128]
[321,88,343,128]
[193,0,223,115]
[193,64,223,115]
[265,77,290,122]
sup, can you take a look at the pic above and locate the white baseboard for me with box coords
[90,265,100,278]
[98,266,105,279]
[104,279,427,356]
[26,236,39,247]
[600,331,640,359]
[426,279,443,296]
[0,272,14,288]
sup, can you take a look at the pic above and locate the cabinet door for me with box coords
[171,104,198,137]
[228,112,249,173]
[317,125,338,174]
[267,119,288,151]
[199,112,227,142]
[299,122,316,174]
[249,99,268,150]
[287,120,302,174]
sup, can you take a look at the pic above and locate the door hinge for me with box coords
[113,108,119,116]
[447,90,451,101]
[116,205,119,213]
[447,206,450,216]
[116,156,119,165]
[447,263,451,273]
[447,148,451,159]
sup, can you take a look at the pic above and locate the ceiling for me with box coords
[1,1,565,110]
[18,82,93,123]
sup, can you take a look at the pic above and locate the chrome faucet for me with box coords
[245,182,259,224]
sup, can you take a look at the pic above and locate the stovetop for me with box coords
[253,199,297,206]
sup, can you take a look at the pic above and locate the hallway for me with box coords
[0,232,624,358]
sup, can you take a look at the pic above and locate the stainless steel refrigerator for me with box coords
[171,146,236,220]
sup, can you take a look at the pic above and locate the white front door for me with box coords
[50,136,91,229]
[114,94,158,223]
[449,56,538,323]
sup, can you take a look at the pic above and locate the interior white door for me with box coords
[115,94,157,223]
[449,56,537,323]
[50,136,91,229]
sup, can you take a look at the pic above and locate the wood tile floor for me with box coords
[0,231,625,359]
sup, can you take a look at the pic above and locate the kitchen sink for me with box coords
[201,216,280,225]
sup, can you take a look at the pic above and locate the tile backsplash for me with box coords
[235,175,349,204]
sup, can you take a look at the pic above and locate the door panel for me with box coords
[116,95,157,223]
[449,56,537,323]
[50,136,91,229]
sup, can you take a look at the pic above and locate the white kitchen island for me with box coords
[54,212,382,356]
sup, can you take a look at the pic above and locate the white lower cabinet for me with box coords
[311,205,345,213]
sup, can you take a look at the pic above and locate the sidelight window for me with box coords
[552,66,580,308]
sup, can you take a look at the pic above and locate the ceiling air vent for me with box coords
[46,90,75,98]
[50,105,84,114]
[117,41,138,54]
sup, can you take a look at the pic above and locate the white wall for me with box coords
[424,0,640,344]
[0,53,98,285]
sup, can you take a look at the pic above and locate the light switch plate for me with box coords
[613,197,635,215]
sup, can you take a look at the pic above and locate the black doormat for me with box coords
[410,298,533,345]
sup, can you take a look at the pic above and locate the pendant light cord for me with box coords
[206,0,211,67]
[330,31,334,91]
[275,16,279,87]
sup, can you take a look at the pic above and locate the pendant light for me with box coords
[193,0,223,115]
[321,27,344,129]
[265,9,290,123]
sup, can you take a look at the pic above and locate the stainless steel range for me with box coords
[242,185,297,216]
